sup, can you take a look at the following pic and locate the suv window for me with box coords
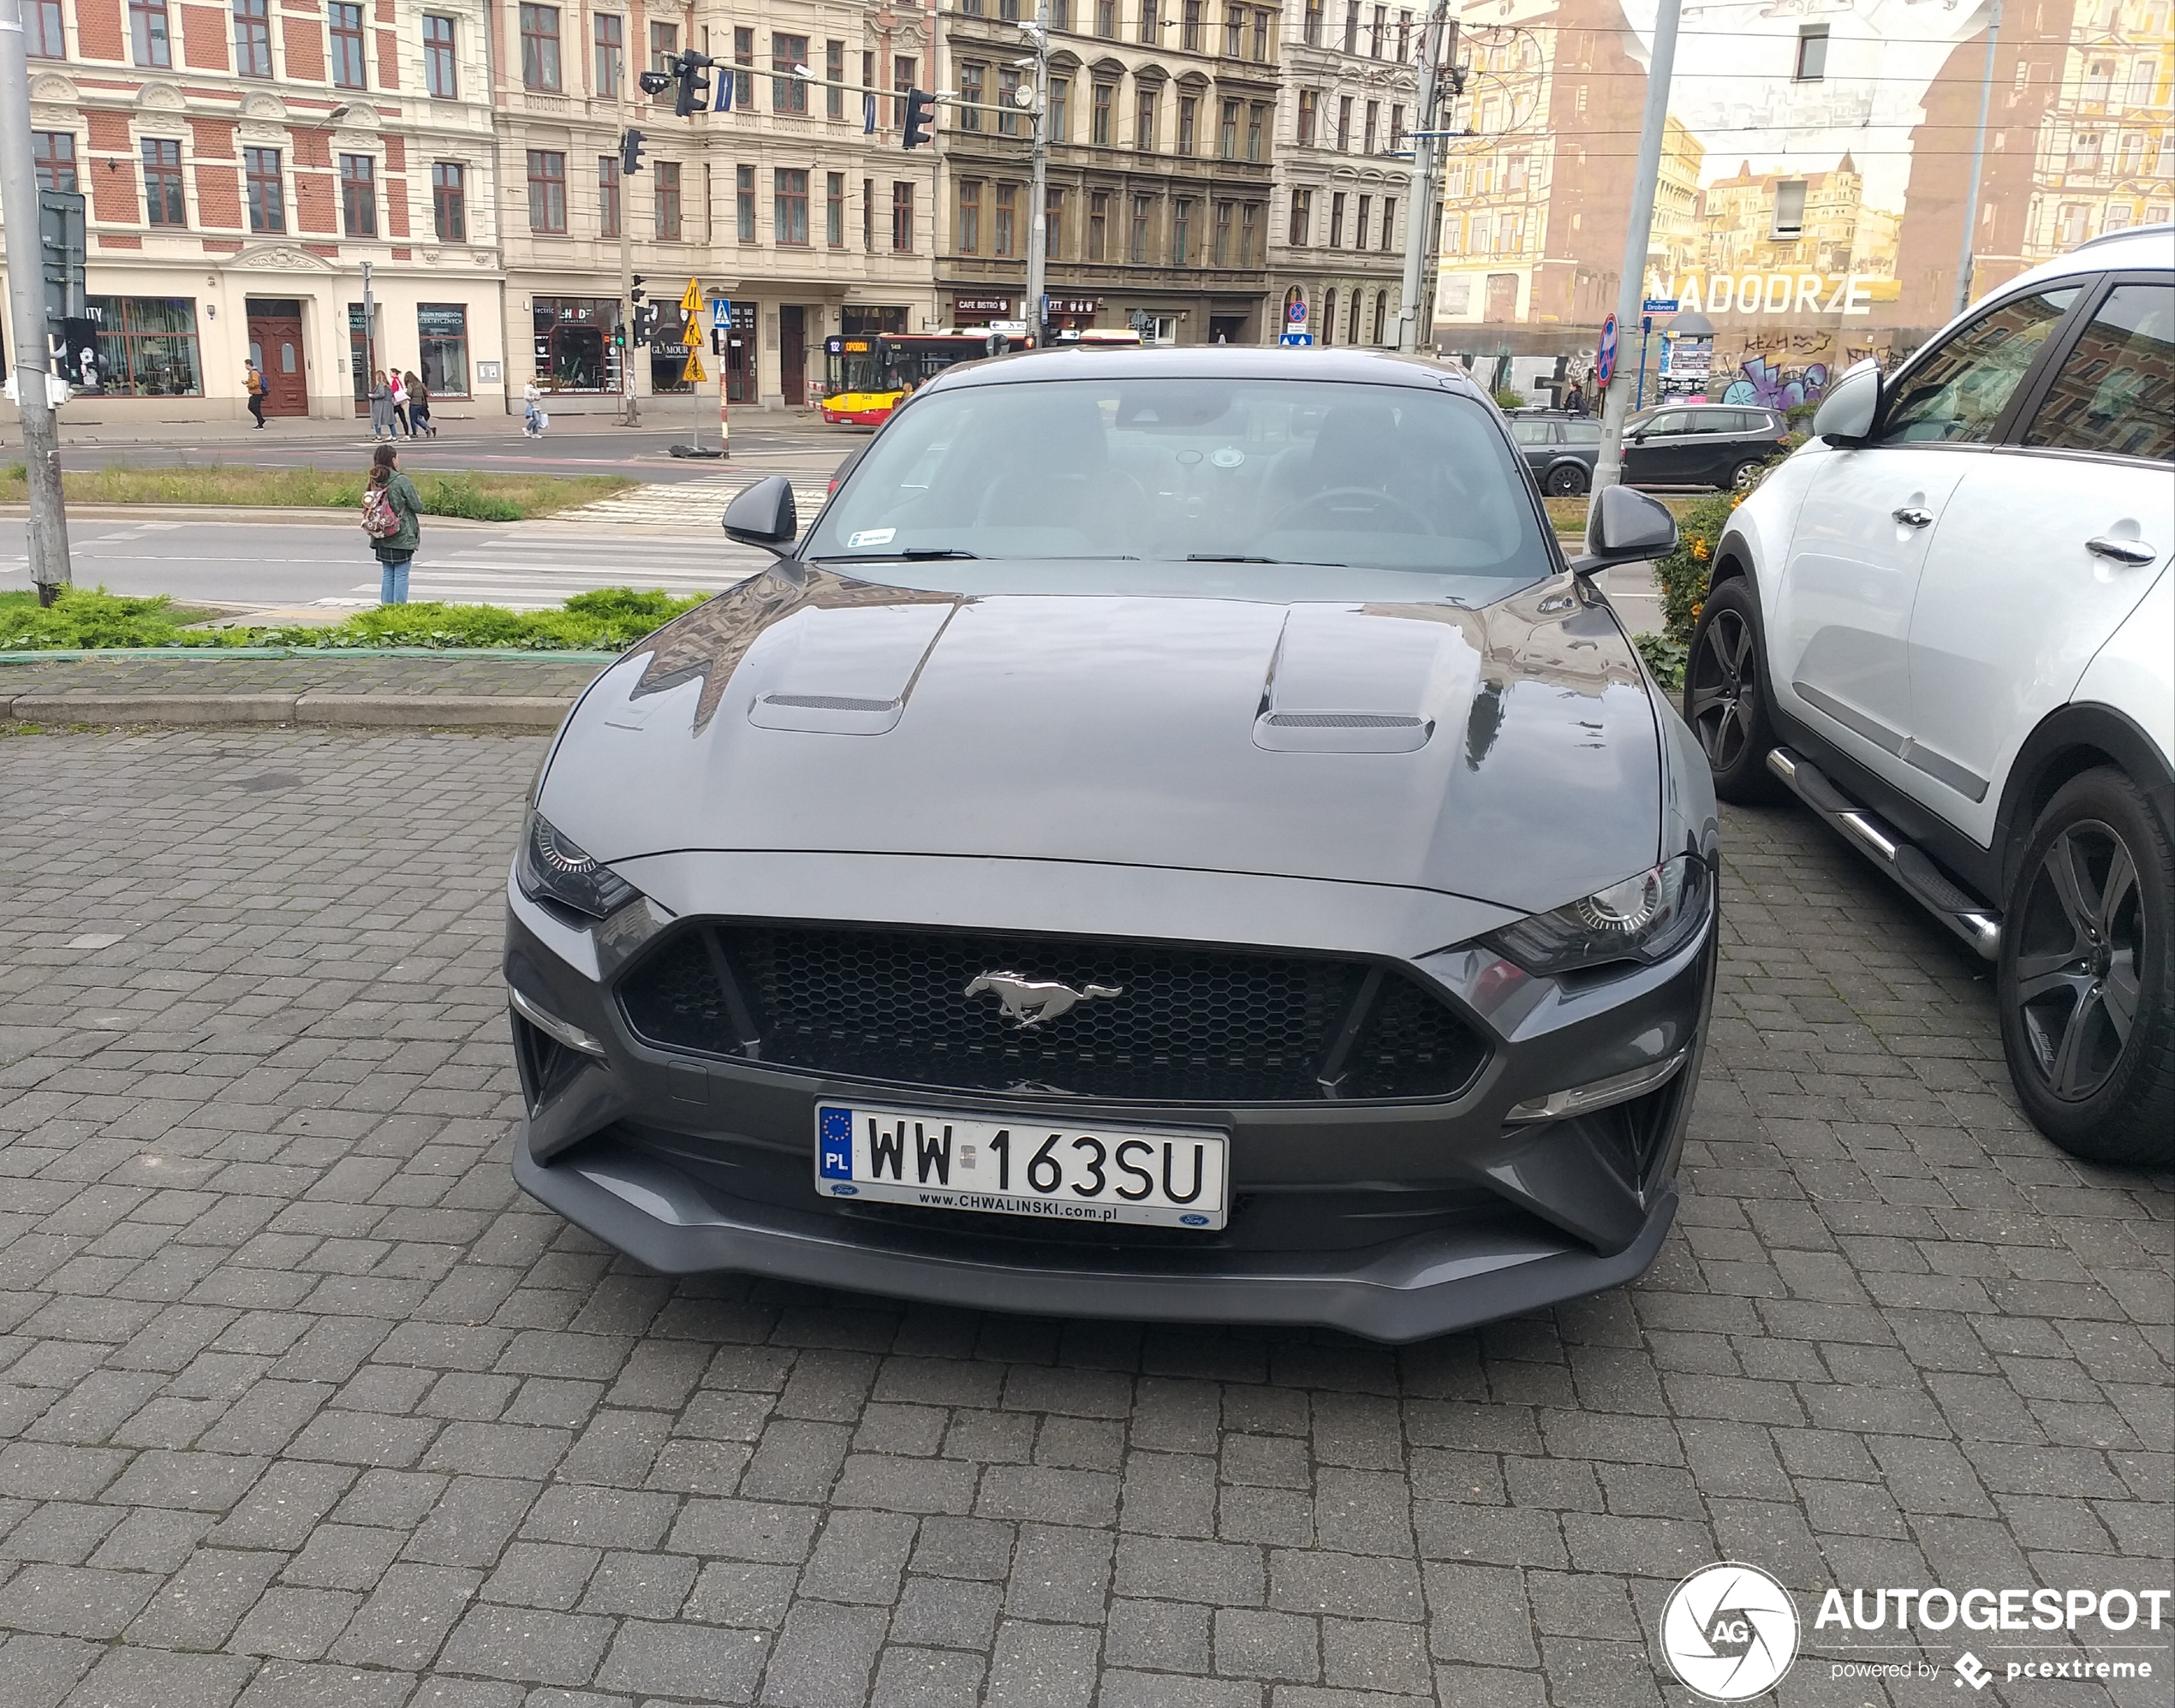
[1640,411,1689,436]
[1561,420,1602,444]
[2022,282,2174,462]
[1688,410,1736,433]
[1510,420,1554,445]
[1881,287,2081,445]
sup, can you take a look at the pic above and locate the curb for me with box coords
[1,691,574,730]
[0,647,623,663]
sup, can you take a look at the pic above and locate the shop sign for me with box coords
[955,295,1011,313]
[417,304,466,337]
[1048,297,1099,316]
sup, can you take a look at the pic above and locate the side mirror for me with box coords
[722,475,798,554]
[1812,359,1881,446]
[1570,484,1678,574]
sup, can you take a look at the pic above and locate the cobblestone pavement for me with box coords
[0,729,2167,1708]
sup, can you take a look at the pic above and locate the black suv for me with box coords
[1507,411,1603,496]
[1623,403,1791,490]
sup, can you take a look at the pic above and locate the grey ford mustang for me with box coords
[505,347,1718,1343]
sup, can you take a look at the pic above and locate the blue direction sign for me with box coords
[1278,332,1314,347]
[1642,297,1679,313]
[1596,313,1618,388]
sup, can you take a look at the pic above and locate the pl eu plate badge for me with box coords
[819,1106,855,1190]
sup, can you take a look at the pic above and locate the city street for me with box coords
[0,726,2165,1708]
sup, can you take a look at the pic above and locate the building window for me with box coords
[230,0,270,76]
[1773,178,1807,237]
[593,12,622,94]
[1241,201,1259,263]
[863,175,874,248]
[129,0,170,66]
[956,177,980,253]
[736,164,756,240]
[1096,0,1117,36]
[995,181,1017,255]
[1050,0,1070,27]
[647,21,676,101]
[432,162,465,241]
[244,146,283,232]
[1219,98,1238,158]
[1303,0,1322,45]
[339,152,375,236]
[959,62,985,134]
[1213,199,1231,265]
[1355,193,1371,248]
[33,131,76,193]
[1129,193,1153,262]
[1183,0,1203,50]
[1139,0,1158,41]
[1136,87,1158,151]
[418,304,469,397]
[527,149,566,232]
[1320,287,1336,345]
[774,167,809,244]
[598,155,620,236]
[826,171,845,245]
[141,138,186,224]
[1362,99,1377,153]
[998,65,1023,135]
[1389,104,1403,152]
[1172,196,1192,264]
[1372,290,1387,345]
[1379,194,1396,251]
[1329,190,1345,247]
[1088,191,1108,259]
[732,27,754,106]
[1794,24,1827,81]
[1342,0,1357,53]
[825,40,845,119]
[1369,3,1383,56]
[418,14,459,98]
[1050,77,1070,141]
[1252,8,1270,59]
[1336,95,1351,150]
[86,295,202,396]
[1046,186,1065,258]
[894,55,917,128]
[27,0,64,57]
[1297,89,1317,146]
[1288,186,1310,246]
[1247,102,1265,160]
[521,4,561,90]
[1223,3,1241,55]
[891,180,914,251]
[1092,81,1113,145]
[1397,8,1410,59]
[330,3,366,87]
[655,159,682,239]
[1177,95,1195,155]
[772,33,808,111]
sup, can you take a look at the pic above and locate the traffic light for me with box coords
[902,88,936,150]
[629,277,647,344]
[620,128,645,176]
[637,69,671,97]
[673,52,713,117]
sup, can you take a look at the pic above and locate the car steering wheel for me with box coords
[1269,486,1434,534]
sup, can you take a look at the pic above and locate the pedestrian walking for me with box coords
[405,371,435,437]
[244,361,267,428]
[522,381,547,437]
[362,443,423,604]
[368,369,394,439]
[390,369,412,437]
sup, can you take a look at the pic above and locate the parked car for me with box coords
[1684,222,2172,1163]
[506,346,1719,1342]
[1624,402,1791,490]
[1509,410,1604,496]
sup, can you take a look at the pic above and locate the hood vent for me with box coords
[1251,605,1473,754]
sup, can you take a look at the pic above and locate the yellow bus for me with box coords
[819,331,1009,426]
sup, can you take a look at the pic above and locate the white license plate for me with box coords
[813,1102,1229,1230]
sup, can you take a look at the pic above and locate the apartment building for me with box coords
[935,0,1278,346]
[1,0,506,421]
[486,0,943,413]
[1268,0,1417,348]
[2024,0,2172,255]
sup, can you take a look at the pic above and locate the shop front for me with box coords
[533,297,623,396]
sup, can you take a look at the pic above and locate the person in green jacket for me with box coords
[368,443,424,604]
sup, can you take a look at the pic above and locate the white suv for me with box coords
[1686,226,2172,1163]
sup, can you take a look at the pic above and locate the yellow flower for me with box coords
[1691,539,1710,562]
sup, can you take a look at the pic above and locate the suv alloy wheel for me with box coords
[1729,458,1768,491]
[1999,768,2175,1164]
[1683,579,1780,802]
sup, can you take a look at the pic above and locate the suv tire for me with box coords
[1728,458,1767,491]
[1998,767,2174,1165]
[1683,577,1781,802]
[1545,462,1588,497]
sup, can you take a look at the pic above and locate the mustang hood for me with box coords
[539,567,1661,915]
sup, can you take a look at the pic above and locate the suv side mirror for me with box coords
[722,475,798,554]
[1569,484,1678,575]
[1813,359,1881,446]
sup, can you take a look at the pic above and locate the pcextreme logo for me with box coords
[1659,1562,1801,1701]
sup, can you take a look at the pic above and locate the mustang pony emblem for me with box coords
[965,972,1123,1029]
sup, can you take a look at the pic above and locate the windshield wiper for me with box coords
[813,548,980,561]
[1185,553,1350,568]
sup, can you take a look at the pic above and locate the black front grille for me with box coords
[617,924,1488,1104]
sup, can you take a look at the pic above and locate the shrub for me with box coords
[1492,386,1527,412]
[1634,632,1687,690]
[0,586,189,649]
[1650,488,1743,644]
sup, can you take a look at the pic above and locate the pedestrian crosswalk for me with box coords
[344,529,772,610]
[551,472,832,531]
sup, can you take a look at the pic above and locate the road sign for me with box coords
[682,347,708,384]
[709,297,732,330]
[1278,332,1314,347]
[1642,297,1679,313]
[1287,300,1308,324]
[680,277,703,315]
[1596,313,1618,388]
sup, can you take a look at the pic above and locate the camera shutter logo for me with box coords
[1660,1562,1801,1701]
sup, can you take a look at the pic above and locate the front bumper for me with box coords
[504,866,1716,1343]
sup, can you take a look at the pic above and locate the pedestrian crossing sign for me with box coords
[680,277,703,315]
[682,348,708,383]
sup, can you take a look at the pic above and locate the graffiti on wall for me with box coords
[1720,356,1829,410]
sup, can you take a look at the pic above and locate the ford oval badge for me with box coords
[1180,1213,1209,1226]
[832,1183,859,1195]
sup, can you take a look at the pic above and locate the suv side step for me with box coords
[1766,747,2002,961]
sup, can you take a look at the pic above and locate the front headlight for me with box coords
[517,812,639,920]
[1482,854,1710,977]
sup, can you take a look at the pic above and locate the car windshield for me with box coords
[803,377,1548,585]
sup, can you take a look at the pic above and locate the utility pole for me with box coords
[1396,0,1453,354]
[0,0,70,604]
[1589,0,1682,501]
[1953,0,2003,317]
[617,47,639,426]
[1022,5,1051,348]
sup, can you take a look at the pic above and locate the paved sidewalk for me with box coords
[0,728,2166,1708]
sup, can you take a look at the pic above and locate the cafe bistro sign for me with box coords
[1648,271,1887,318]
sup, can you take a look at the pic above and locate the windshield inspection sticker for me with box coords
[847,528,896,549]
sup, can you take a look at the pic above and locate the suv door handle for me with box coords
[2086,535,2156,566]
[1892,506,1934,527]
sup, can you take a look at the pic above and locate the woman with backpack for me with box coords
[363,443,423,604]
[405,370,435,437]
[368,369,394,440]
